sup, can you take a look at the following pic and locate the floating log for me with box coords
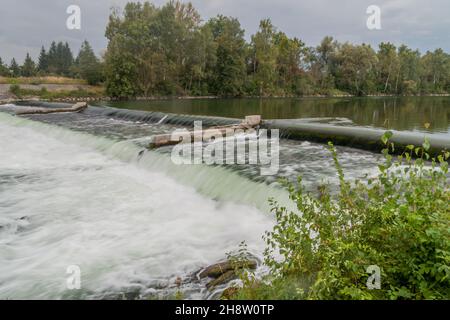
[149,115,261,149]
[15,102,88,115]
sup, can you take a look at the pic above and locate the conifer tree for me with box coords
[21,53,36,77]
[76,40,103,84]
[9,58,20,77]
[37,46,49,73]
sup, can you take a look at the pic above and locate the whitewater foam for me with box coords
[0,113,278,299]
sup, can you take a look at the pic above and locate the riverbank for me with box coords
[2,91,450,106]
[0,76,87,85]
[2,76,450,105]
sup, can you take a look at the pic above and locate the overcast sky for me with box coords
[1,0,449,63]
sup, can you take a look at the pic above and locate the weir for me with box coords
[0,110,292,214]
[14,100,240,127]
[0,111,279,299]
[262,119,450,156]
[10,101,450,155]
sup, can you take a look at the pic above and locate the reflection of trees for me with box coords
[110,97,450,133]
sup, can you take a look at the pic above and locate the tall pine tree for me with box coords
[47,41,57,74]
[76,40,103,84]
[21,53,36,77]
[46,41,73,75]
[37,46,49,73]
[0,57,10,76]
[61,42,74,76]
[9,58,20,77]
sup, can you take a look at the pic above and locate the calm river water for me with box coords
[96,96,450,137]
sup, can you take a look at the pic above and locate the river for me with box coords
[0,97,449,299]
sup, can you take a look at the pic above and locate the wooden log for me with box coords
[149,115,262,149]
[243,115,261,127]
[16,102,88,115]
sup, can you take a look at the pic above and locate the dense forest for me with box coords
[104,1,450,97]
[2,0,450,97]
[0,40,103,85]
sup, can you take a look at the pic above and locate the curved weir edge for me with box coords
[262,119,450,156]
[10,101,450,155]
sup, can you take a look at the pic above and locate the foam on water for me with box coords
[0,105,384,299]
[0,113,278,299]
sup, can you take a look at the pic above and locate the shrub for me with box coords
[9,84,21,96]
[237,134,450,300]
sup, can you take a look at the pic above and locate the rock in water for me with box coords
[199,259,258,291]
[199,260,257,279]
[206,270,237,290]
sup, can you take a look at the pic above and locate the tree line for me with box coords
[2,1,450,97]
[0,40,103,85]
[104,1,450,98]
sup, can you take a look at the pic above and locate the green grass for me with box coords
[9,84,104,100]
[1,76,87,85]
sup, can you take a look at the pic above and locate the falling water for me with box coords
[0,104,382,299]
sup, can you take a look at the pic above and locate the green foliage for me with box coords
[2,40,103,84]
[250,19,279,96]
[37,46,49,74]
[104,34,139,98]
[104,1,211,97]
[9,84,21,96]
[101,2,450,98]
[333,43,378,96]
[309,36,339,93]
[4,1,447,97]
[8,85,103,100]
[9,58,21,77]
[206,15,247,96]
[226,241,256,284]
[236,136,450,300]
[21,53,36,77]
[376,42,399,93]
[420,49,450,94]
[74,41,104,85]
[0,57,10,76]
[46,41,74,76]
[6,1,450,97]
[397,45,421,95]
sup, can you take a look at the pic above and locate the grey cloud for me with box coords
[0,0,449,63]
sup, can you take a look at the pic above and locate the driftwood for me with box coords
[16,102,88,115]
[149,115,262,149]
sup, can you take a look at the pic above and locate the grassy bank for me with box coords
[3,77,450,101]
[9,84,104,100]
[0,76,87,85]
